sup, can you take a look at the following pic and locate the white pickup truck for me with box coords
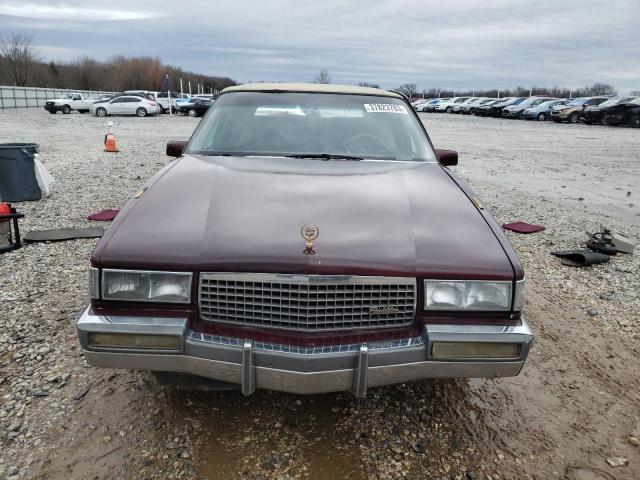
[124,91,184,113]
[44,93,110,114]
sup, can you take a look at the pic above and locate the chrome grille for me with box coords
[199,273,416,331]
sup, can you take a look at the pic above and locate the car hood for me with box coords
[94,155,516,279]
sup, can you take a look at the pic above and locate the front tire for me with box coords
[188,109,197,117]
[446,106,453,113]
[629,113,640,128]
[568,112,580,123]
[62,105,71,114]
[136,107,148,117]
[536,112,546,121]
[96,107,107,117]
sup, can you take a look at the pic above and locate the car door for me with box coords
[71,94,83,109]
[108,97,128,115]
[124,97,143,115]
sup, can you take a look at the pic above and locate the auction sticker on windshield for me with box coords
[364,104,408,114]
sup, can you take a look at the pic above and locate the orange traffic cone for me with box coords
[104,121,119,153]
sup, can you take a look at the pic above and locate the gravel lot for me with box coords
[0,109,638,480]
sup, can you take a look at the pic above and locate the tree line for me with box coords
[0,32,236,93]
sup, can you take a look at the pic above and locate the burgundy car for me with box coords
[76,83,533,397]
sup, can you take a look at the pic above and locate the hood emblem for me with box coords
[301,225,320,251]
[369,306,401,315]
[301,225,319,256]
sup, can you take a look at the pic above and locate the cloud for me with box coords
[0,3,162,21]
[0,0,639,93]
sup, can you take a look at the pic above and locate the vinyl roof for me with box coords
[222,83,403,99]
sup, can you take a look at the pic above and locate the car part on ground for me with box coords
[0,202,24,254]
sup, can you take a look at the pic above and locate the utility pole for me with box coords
[188,81,192,96]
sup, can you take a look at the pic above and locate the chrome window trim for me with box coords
[101,268,193,304]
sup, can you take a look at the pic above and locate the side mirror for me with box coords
[435,149,458,166]
[166,141,187,157]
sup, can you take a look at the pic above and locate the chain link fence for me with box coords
[0,86,115,109]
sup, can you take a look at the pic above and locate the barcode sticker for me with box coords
[364,104,408,114]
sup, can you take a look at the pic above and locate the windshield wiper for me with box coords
[285,153,364,161]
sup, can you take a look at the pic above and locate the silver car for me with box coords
[91,95,161,117]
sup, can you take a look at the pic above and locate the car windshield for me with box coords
[631,97,640,105]
[597,98,619,107]
[501,98,522,106]
[187,92,436,162]
[567,98,587,106]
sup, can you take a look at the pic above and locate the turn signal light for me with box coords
[88,333,181,350]
[431,342,520,359]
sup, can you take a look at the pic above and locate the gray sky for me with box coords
[1,0,639,93]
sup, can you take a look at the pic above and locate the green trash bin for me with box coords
[0,143,41,201]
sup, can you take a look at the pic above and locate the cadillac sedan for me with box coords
[76,83,533,397]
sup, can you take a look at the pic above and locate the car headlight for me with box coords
[424,280,512,311]
[100,269,192,303]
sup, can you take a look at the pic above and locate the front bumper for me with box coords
[44,105,62,112]
[502,110,521,118]
[76,307,533,397]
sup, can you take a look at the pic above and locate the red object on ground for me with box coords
[87,209,120,221]
[0,202,11,217]
[502,221,545,234]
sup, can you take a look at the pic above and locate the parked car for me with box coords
[466,98,498,115]
[550,96,610,123]
[474,98,520,117]
[75,83,532,397]
[44,93,97,114]
[521,99,569,121]
[90,95,161,117]
[601,97,640,126]
[411,99,430,109]
[179,98,214,117]
[418,98,449,112]
[502,97,555,119]
[154,91,181,113]
[435,97,471,113]
[175,96,197,110]
[451,97,480,113]
[582,97,637,125]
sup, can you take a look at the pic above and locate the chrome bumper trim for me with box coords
[76,307,533,396]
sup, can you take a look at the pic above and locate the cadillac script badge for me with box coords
[301,225,320,249]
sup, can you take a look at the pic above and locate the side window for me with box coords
[72,95,81,101]
[127,98,141,103]
[111,98,125,103]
